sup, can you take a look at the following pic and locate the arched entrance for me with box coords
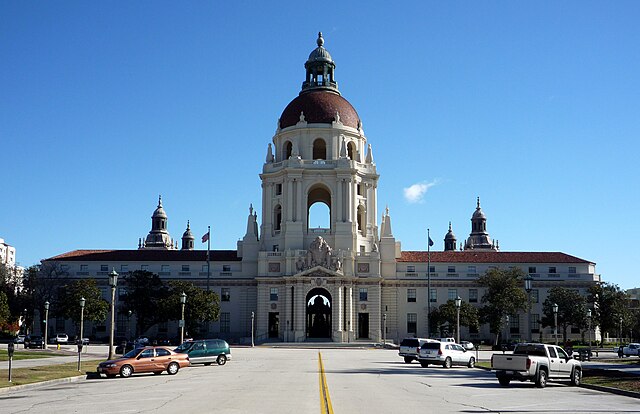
[306,288,332,339]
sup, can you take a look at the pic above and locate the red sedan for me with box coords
[97,346,190,378]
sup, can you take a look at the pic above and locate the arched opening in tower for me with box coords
[307,185,331,233]
[283,141,292,160]
[306,288,332,339]
[347,141,356,161]
[313,138,326,160]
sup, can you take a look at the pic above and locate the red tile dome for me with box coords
[279,90,360,129]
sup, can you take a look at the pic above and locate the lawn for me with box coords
[0,360,101,388]
[0,349,66,361]
[583,369,640,393]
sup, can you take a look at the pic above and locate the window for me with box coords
[275,183,282,195]
[61,265,69,271]
[448,289,458,300]
[469,289,478,303]
[548,266,556,274]
[312,138,326,159]
[273,245,279,252]
[156,348,170,357]
[223,265,231,272]
[220,312,230,333]
[221,288,230,302]
[202,264,209,272]
[357,184,363,196]
[270,288,278,301]
[101,265,108,272]
[428,266,435,274]
[161,265,170,272]
[141,265,149,271]
[467,265,476,274]
[569,267,576,274]
[407,289,416,302]
[274,205,282,231]
[407,313,417,335]
[407,265,415,273]
[448,266,456,273]
[510,314,520,334]
[531,314,540,332]
[283,141,292,159]
[80,265,88,271]
[528,266,537,274]
[118,287,128,301]
[429,289,437,303]
[182,265,190,272]
[359,288,368,302]
[531,289,539,303]
[120,265,128,272]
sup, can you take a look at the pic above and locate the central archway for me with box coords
[306,288,332,339]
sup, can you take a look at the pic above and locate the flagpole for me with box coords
[427,228,431,339]
[206,226,211,291]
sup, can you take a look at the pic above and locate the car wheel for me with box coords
[467,357,475,368]
[167,362,180,375]
[403,357,413,364]
[570,368,581,386]
[419,361,429,368]
[498,376,511,386]
[535,369,548,388]
[217,354,227,365]
[443,357,452,369]
[120,365,133,378]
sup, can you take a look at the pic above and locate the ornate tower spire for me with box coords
[301,32,339,94]
[181,220,195,250]
[464,197,497,251]
[444,221,457,251]
[142,195,173,249]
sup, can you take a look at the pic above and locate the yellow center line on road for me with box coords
[318,352,334,414]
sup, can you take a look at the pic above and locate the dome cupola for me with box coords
[302,32,338,93]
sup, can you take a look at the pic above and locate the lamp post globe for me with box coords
[524,275,533,341]
[552,303,559,346]
[107,269,119,360]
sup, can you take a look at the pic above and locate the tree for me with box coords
[0,263,24,327]
[58,279,109,334]
[121,271,169,336]
[0,291,10,329]
[588,282,631,340]
[166,281,220,337]
[476,268,528,345]
[429,299,479,338]
[541,287,586,344]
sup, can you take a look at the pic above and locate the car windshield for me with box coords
[421,342,441,350]
[174,342,194,353]
[123,348,142,358]
[513,344,547,357]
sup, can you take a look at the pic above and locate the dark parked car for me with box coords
[25,335,45,349]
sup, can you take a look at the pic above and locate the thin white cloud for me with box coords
[403,180,439,203]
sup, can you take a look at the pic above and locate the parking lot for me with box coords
[1,347,638,413]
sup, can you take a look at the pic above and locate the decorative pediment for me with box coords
[296,265,341,278]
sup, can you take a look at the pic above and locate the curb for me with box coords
[0,374,86,394]
[580,383,640,399]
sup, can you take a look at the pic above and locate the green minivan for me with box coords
[174,339,231,366]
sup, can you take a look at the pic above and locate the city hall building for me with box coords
[43,34,599,344]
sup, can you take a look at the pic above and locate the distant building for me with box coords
[42,33,600,344]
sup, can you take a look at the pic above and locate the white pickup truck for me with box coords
[491,343,582,388]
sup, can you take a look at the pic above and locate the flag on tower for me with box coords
[202,231,209,243]
[428,237,434,247]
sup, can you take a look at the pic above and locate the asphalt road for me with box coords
[1,347,638,413]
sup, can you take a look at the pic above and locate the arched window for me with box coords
[347,142,356,160]
[357,204,366,235]
[313,138,326,160]
[274,205,282,231]
[284,141,292,160]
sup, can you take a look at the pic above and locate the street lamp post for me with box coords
[251,311,255,347]
[619,316,623,345]
[586,308,592,350]
[454,296,462,344]
[552,303,559,346]
[78,297,85,371]
[505,315,510,345]
[180,292,187,344]
[108,269,118,360]
[127,310,132,341]
[44,301,50,349]
[524,275,533,342]
[383,313,387,346]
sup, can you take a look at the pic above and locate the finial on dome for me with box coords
[385,205,389,216]
[477,197,480,209]
[317,32,324,47]
[249,204,254,215]
[158,195,163,207]
[187,220,190,230]
[449,221,452,231]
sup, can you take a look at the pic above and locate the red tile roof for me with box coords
[399,251,593,264]
[45,250,241,262]
[280,90,360,129]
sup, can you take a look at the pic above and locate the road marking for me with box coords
[318,352,334,414]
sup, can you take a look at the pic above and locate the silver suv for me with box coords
[399,338,434,363]
[418,341,476,368]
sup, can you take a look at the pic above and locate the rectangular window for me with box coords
[407,313,417,335]
[467,265,476,274]
[220,312,230,333]
[569,267,576,274]
[101,265,108,272]
[448,289,457,300]
[141,265,149,271]
[429,289,437,303]
[61,265,69,271]
[469,289,478,303]
[510,314,520,334]
[270,288,278,301]
[407,289,416,302]
[448,266,456,273]
[528,266,537,274]
[428,266,436,274]
[531,314,540,332]
[359,288,368,302]
[118,287,128,301]
[357,184,363,196]
[182,265,190,272]
[548,266,556,274]
[275,184,282,195]
[273,245,279,252]
[407,265,415,273]
[221,288,230,302]
[120,264,128,272]
[223,265,231,272]
[202,264,209,272]
[80,264,88,271]
[161,265,170,272]
[532,289,539,303]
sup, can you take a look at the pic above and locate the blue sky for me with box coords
[1,2,638,289]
